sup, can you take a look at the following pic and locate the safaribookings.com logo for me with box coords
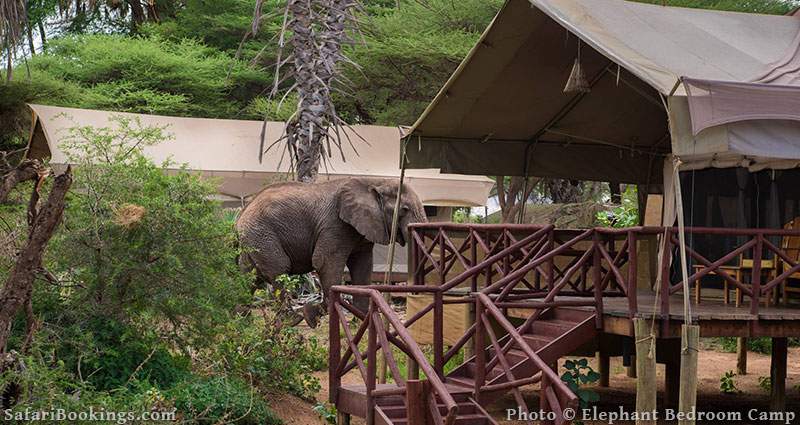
[3,407,177,424]
[506,406,797,424]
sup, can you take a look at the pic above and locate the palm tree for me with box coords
[258,0,362,183]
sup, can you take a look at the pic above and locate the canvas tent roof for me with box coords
[26,104,493,207]
[404,0,800,184]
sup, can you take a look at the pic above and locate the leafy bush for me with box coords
[758,376,772,393]
[720,370,739,394]
[715,337,773,354]
[561,358,601,409]
[1,117,325,423]
[597,185,638,228]
[168,375,281,425]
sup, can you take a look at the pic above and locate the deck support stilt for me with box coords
[736,337,748,375]
[337,411,351,425]
[627,356,637,378]
[677,325,699,425]
[634,318,656,425]
[664,346,680,409]
[597,351,610,387]
[770,337,788,425]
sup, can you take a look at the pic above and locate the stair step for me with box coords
[464,362,505,380]
[522,334,553,351]
[529,319,578,337]
[446,375,475,388]
[379,402,477,419]
[548,307,594,322]
[390,413,490,425]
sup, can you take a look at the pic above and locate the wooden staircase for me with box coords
[373,386,497,425]
[445,307,597,404]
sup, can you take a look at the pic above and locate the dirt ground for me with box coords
[269,318,800,425]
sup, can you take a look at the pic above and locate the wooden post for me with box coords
[337,411,351,425]
[634,318,657,425]
[627,360,637,378]
[736,337,748,375]
[597,351,610,387]
[433,291,444,378]
[664,349,680,408]
[628,231,638,316]
[366,311,377,425]
[466,232,477,359]
[751,235,763,316]
[678,325,699,425]
[770,337,788,424]
[407,355,419,380]
[329,293,341,405]
[406,379,428,425]
[474,299,486,402]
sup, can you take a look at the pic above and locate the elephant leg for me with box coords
[347,245,374,315]
[305,255,348,328]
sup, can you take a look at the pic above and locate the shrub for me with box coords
[168,375,280,425]
[720,370,739,394]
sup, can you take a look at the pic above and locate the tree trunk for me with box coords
[496,176,538,223]
[37,21,46,51]
[127,0,146,30]
[0,164,71,351]
[26,24,35,56]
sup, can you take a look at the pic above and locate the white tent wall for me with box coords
[26,104,494,208]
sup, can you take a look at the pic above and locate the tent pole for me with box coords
[517,143,533,224]
[672,158,699,424]
[379,138,409,384]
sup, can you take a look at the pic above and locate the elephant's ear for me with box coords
[338,179,390,245]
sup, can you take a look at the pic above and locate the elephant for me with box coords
[235,177,427,326]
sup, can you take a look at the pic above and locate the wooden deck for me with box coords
[508,292,800,337]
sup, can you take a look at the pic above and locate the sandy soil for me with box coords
[268,317,800,425]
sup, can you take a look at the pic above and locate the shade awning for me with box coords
[404,0,800,182]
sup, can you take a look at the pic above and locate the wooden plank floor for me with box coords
[507,292,800,321]
[601,291,800,321]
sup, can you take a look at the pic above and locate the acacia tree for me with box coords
[256,0,362,183]
[495,176,539,223]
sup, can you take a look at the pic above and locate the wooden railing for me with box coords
[410,223,800,320]
[329,286,458,425]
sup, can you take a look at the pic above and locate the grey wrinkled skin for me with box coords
[235,178,427,326]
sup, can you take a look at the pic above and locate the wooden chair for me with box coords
[693,254,776,306]
[776,218,800,304]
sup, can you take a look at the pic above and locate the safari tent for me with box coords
[25,104,494,281]
[403,0,800,222]
[324,2,800,424]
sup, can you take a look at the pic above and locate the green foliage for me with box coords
[719,370,740,394]
[758,376,772,393]
[452,207,482,224]
[0,350,175,424]
[6,34,271,117]
[561,358,601,417]
[1,119,325,422]
[597,185,639,228]
[313,402,338,424]
[47,115,250,348]
[168,375,281,425]
[208,315,326,399]
[715,337,773,354]
[342,0,503,125]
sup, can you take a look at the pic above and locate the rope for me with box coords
[384,138,408,285]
